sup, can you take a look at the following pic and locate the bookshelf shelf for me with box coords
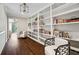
[27,3,79,45]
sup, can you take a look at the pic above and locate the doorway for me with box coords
[8,18,17,38]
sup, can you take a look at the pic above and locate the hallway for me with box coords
[1,33,79,55]
[1,33,44,55]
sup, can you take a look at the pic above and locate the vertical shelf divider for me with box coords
[37,13,40,40]
[50,4,53,38]
[31,18,32,33]
[27,18,29,35]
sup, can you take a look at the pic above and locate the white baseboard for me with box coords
[70,46,79,52]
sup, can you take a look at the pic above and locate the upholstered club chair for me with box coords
[45,38,70,55]
[18,31,27,38]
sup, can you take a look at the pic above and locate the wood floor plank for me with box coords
[2,33,79,55]
[1,33,45,55]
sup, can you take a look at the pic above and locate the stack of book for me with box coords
[65,18,79,23]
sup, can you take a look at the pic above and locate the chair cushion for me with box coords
[55,38,68,45]
[45,38,68,55]
[45,45,59,55]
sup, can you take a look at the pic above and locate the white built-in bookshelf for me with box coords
[27,3,79,46]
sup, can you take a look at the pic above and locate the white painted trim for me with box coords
[39,36,46,41]
[39,33,51,36]
[50,4,53,37]
[30,3,53,17]
[0,31,6,54]
[52,6,79,17]
[52,22,79,26]
[70,46,79,52]
[27,35,44,45]
[52,3,75,12]
[0,31,5,35]
[70,39,79,42]
[40,11,49,16]
[37,13,39,40]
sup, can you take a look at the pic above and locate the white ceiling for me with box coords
[2,3,50,18]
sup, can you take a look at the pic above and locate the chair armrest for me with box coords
[45,37,55,46]
[55,44,70,55]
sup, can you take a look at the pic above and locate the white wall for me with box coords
[16,18,27,33]
[0,4,8,54]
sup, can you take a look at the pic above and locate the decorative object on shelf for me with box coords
[33,29,38,32]
[57,18,64,24]
[32,18,38,26]
[39,20,45,25]
[59,31,64,37]
[28,23,31,26]
[39,29,44,33]
[53,17,79,24]
[66,17,79,23]
[63,32,70,38]
[35,17,38,21]
[58,30,70,39]
[53,17,64,24]
[39,16,45,25]
[53,29,59,37]
[28,23,31,29]
[32,22,37,25]
[53,17,58,24]
[49,31,51,34]
[39,16,44,19]
[44,30,50,35]
[20,3,29,14]
[39,28,51,35]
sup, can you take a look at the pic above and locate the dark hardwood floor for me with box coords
[1,33,45,55]
[1,33,79,55]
